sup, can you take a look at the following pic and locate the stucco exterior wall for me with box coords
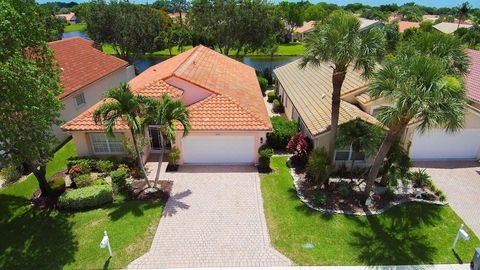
[358,97,389,115]
[174,131,267,165]
[70,130,132,157]
[165,77,212,105]
[54,66,135,142]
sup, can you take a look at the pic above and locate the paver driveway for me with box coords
[128,165,292,269]
[414,161,480,237]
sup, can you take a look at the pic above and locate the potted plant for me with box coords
[167,146,181,172]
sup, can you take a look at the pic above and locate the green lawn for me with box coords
[102,43,305,57]
[64,24,86,33]
[261,156,480,266]
[0,140,164,270]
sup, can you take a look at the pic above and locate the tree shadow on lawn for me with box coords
[107,200,161,221]
[288,187,334,221]
[0,194,78,270]
[347,203,443,265]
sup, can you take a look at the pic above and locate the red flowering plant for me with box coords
[286,133,311,166]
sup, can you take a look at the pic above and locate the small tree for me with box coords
[286,133,310,166]
[306,148,334,188]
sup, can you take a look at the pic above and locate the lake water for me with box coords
[61,30,300,73]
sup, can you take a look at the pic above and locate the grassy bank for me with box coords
[0,140,164,269]
[64,24,86,33]
[261,156,480,265]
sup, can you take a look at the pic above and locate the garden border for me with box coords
[287,159,448,216]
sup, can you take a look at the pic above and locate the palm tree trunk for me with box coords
[329,69,347,162]
[364,127,403,196]
[154,130,165,188]
[130,128,150,188]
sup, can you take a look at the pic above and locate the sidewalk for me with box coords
[147,264,471,270]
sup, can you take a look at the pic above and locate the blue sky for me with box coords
[36,0,480,8]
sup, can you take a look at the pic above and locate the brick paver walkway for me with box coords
[128,165,292,269]
[414,161,480,237]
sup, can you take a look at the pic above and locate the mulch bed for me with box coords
[131,180,172,203]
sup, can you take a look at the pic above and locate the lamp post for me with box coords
[100,230,112,257]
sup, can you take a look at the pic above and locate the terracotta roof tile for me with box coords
[466,49,480,103]
[398,21,420,33]
[133,78,183,98]
[49,37,128,100]
[295,21,316,34]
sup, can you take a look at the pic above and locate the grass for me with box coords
[64,24,86,33]
[102,43,305,57]
[261,156,480,266]
[0,140,164,270]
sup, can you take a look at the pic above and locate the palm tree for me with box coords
[363,54,467,196]
[301,10,385,160]
[336,119,384,179]
[142,94,190,188]
[93,83,152,187]
[457,2,471,29]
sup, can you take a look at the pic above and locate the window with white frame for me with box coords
[89,133,125,154]
[334,145,365,161]
[74,93,86,107]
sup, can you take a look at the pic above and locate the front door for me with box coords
[148,126,171,153]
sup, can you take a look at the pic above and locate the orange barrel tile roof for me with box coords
[48,37,128,100]
[466,49,480,103]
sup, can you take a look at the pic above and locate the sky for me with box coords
[36,0,480,8]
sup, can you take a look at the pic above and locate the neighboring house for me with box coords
[422,14,439,22]
[398,21,420,33]
[388,13,403,23]
[49,37,135,143]
[294,21,316,41]
[433,22,472,34]
[275,50,480,161]
[61,45,271,165]
[55,12,77,24]
[274,60,380,165]
[358,18,383,32]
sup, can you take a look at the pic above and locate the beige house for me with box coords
[433,22,472,34]
[62,45,271,165]
[49,37,135,144]
[275,54,480,161]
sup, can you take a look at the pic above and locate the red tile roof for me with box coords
[398,21,420,33]
[55,12,75,21]
[62,45,271,132]
[466,49,480,103]
[295,21,316,34]
[49,37,128,100]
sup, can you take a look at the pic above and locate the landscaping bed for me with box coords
[261,156,480,265]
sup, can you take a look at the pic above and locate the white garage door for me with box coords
[182,136,255,164]
[410,129,480,160]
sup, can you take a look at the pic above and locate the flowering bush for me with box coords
[286,133,310,166]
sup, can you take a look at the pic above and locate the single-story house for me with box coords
[62,45,271,165]
[55,12,77,24]
[388,14,404,23]
[359,18,383,32]
[49,37,135,143]
[398,21,420,33]
[275,50,480,161]
[274,60,380,164]
[433,22,472,34]
[422,14,439,22]
[294,21,316,41]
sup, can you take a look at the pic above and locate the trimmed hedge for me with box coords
[272,99,284,113]
[267,116,299,150]
[74,174,95,188]
[258,145,274,171]
[111,169,128,195]
[58,185,113,210]
[267,91,276,103]
[258,76,268,95]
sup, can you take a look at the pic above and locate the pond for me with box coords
[133,55,300,73]
[62,30,300,72]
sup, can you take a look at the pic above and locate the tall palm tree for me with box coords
[301,10,385,160]
[457,2,471,29]
[142,94,190,188]
[93,83,152,187]
[363,54,467,196]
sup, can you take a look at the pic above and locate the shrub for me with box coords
[306,148,334,187]
[272,99,284,113]
[111,169,128,195]
[409,169,432,188]
[384,188,396,200]
[117,164,129,173]
[0,165,21,183]
[96,160,114,173]
[258,76,268,95]
[267,116,299,150]
[437,191,447,202]
[48,176,66,196]
[58,185,113,210]
[267,91,276,103]
[74,174,95,188]
[314,191,327,205]
[95,178,107,185]
[338,183,350,198]
[68,163,91,179]
[169,146,181,165]
[286,133,310,166]
[258,145,274,171]
[67,157,97,170]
